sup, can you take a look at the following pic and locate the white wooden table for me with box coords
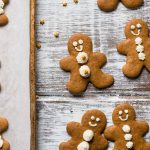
[35,0,150,149]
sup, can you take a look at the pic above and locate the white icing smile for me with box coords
[118,109,129,121]
[73,39,84,52]
[130,24,142,36]
[88,116,100,127]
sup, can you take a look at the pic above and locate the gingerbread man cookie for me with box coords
[104,103,150,150]
[117,19,150,78]
[59,109,108,150]
[60,33,114,94]
[0,0,9,26]
[97,0,143,12]
[0,116,10,150]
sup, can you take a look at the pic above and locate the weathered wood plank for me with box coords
[36,96,150,150]
[36,0,150,97]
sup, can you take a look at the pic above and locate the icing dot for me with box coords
[135,37,142,45]
[138,52,146,60]
[124,109,128,114]
[119,111,123,115]
[124,134,132,141]
[126,141,133,149]
[78,39,83,45]
[91,116,95,120]
[122,125,131,133]
[73,41,78,47]
[77,141,89,150]
[83,130,94,142]
[130,25,135,30]
[96,118,100,122]
[136,45,144,53]
[76,52,88,64]
[79,65,90,78]
[136,23,142,29]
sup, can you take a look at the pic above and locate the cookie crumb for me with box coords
[74,0,79,4]
[53,32,59,38]
[62,1,67,7]
[40,19,45,25]
[36,42,41,49]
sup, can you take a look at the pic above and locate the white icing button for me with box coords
[73,41,78,47]
[77,141,89,150]
[130,25,135,30]
[136,45,144,53]
[91,116,95,120]
[124,109,128,114]
[76,52,88,64]
[138,52,146,61]
[0,136,3,148]
[124,134,132,141]
[0,8,4,15]
[83,130,94,142]
[78,39,83,45]
[126,141,133,149]
[122,125,131,133]
[119,110,123,115]
[79,65,90,78]
[96,118,100,122]
[135,37,142,45]
[136,23,142,29]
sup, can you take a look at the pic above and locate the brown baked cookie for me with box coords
[0,116,10,150]
[117,19,150,78]
[97,0,143,12]
[60,33,114,95]
[59,109,108,150]
[0,0,9,26]
[104,103,150,150]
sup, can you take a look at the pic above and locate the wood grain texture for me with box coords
[35,0,150,149]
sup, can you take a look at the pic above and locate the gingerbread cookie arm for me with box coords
[0,117,8,133]
[121,0,143,9]
[136,121,149,136]
[117,39,130,55]
[60,56,74,72]
[104,126,119,141]
[97,0,119,12]
[92,52,107,68]
[67,122,82,137]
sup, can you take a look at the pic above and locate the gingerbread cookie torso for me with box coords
[104,104,150,150]
[0,0,9,26]
[117,19,150,78]
[97,0,143,12]
[60,33,114,94]
[0,116,10,150]
[59,109,108,150]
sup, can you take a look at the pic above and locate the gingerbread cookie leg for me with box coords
[1,140,10,150]
[122,58,143,78]
[91,71,114,89]
[97,0,119,12]
[121,0,143,9]
[67,73,88,94]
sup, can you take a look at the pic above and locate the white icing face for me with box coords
[77,141,89,150]
[118,109,129,121]
[83,130,94,142]
[88,115,100,127]
[72,39,84,52]
[130,23,142,36]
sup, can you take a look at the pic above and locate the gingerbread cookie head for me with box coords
[67,33,92,56]
[125,19,149,39]
[112,104,136,125]
[81,109,107,133]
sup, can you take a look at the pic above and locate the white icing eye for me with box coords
[96,118,100,122]
[78,39,83,45]
[73,41,78,47]
[124,109,128,114]
[119,111,123,115]
[136,23,142,29]
[130,25,135,30]
[91,116,95,120]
